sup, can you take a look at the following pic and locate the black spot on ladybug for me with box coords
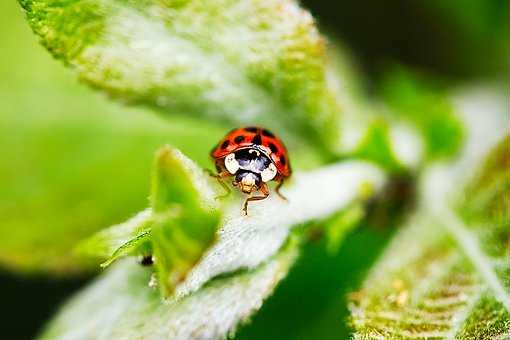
[244,127,258,133]
[251,134,262,145]
[280,156,287,166]
[234,135,245,143]
[262,129,275,137]
[221,140,230,149]
[268,142,278,153]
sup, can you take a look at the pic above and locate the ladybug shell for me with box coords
[211,126,291,177]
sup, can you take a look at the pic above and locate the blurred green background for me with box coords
[1,0,510,338]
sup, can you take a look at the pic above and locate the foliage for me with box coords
[19,0,342,154]
[381,67,464,161]
[79,146,221,296]
[6,0,510,338]
[41,240,298,340]
[350,98,510,338]
[80,144,384,298]
[0,0,228,274]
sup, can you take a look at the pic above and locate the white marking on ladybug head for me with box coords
[261,163,277,182]
[249,149,260,157]
[224,153,240,174]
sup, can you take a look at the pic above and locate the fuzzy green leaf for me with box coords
[79,146,221,296]
[40,239,299,340]
[18,0,344,153]
[76,209,153,266]
[151,146,221,296]
[55,148,385,339]
[17,0,436,169]
[81,151,385,299]
[462,133,510,228]
[349,91,510,338]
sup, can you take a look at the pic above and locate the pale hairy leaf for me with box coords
[40,238,298,340]
[76,209,153,263]
[176,159,384,298]
[81,146,385,298]
[349,88,510,339]
[19,0,343,152]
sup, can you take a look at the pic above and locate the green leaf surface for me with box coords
[151,146,220,296]
[174,159,385,298]
[381,68,464,161]
[462,133,510,229]
[81,150,385,298]
[349,90,510,338]
[19,0,343,153]
[40,239,298,340]
[76,209,153,264]
[17,0,435,170]
[80,146,221,296]
[0,0,230,274]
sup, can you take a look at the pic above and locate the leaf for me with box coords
[351,119,404,172]
[19,0,343,153]
[18,0,438,171]
[350,217,504,339]
[178,159,385,298]
[80,146,221,296]
[150,146,221,296]
[0,0,232,274]
[381,67,464,161]
[349,89,510,338]
[40,238,299,340]
[76,209,153,265]
[350,213,510,339]
[325,202,365,255]
[462,133,510,227]
[81,147,385,298]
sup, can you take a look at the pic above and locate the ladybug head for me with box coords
[234,171,261,194]
[224,147,279,194]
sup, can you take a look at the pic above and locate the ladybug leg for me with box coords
[206,169,231,199]
[242,183,270,216]
[275,179,288,201]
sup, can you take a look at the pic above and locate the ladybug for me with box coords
[211,126,291,215]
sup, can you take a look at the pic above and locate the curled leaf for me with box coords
[79,146,221,296]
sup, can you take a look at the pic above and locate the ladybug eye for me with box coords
[224,153,240,174]
[261,163,277,182]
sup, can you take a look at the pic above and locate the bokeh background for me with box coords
[1,0,509,339]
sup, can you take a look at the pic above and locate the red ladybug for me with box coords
[211,126,291,214]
